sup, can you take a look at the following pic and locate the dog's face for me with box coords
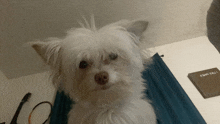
[31,20,149,105]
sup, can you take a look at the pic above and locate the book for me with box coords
[188,68,220,99]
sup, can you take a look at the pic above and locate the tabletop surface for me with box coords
[1,36,220,124]
[149,36,220,124]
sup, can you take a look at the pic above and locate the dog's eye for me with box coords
[79,61,88,69]
[109,53,118,60]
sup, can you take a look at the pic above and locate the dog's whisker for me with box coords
[90,14,96,31]
[82,16,91,29]
[77,20,86,28]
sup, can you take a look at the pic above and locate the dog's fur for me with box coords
[31,19,156,124]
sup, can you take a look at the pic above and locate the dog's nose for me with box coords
[94,71,109,85]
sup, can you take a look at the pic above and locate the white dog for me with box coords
[31,18,157,124]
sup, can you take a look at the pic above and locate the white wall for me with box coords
[0,0,212,78]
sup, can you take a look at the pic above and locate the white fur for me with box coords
[31,19,156,124]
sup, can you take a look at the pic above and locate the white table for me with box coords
[0,71,56,124]
[148,36,220,124]
[1,36,219,124]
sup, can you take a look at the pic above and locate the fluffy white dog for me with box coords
[31,19,157,124]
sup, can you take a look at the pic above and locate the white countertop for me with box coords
[149,36,220,124]
[0,71,56,124]
[1,36,219,124]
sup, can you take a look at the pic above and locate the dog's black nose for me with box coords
[94,71,109,85]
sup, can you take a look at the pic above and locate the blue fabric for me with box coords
[50,91,74,124]
[143,53,206,124]
[50,53,206,124]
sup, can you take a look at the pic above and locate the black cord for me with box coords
[28,101,52,124]
[10,92,31,124]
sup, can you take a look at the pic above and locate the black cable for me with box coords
[10,92,32,124]
[28,101,52,124]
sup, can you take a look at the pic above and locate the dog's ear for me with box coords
[30,39,62,67]
[126,20,148,38]
[112,20,148,42]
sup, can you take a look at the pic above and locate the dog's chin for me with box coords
[79,83,133,107]
[93,85,111,91]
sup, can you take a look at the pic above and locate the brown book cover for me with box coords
[188,68,220,99]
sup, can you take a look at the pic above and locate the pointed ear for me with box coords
[31,42,48,62]
[111,20,148,41]
[30,39,62,66]
[126,20,148,38]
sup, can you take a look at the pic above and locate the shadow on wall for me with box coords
[0,0,212,79]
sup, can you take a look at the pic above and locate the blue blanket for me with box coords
[50,53,206,124]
